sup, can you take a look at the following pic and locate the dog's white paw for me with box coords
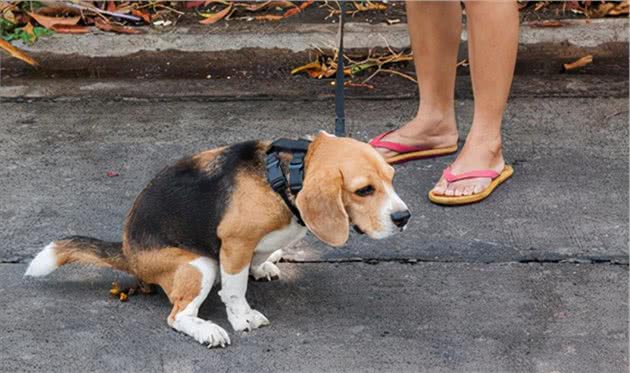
[251,261,281,281]
[227,308,270,332]
[266,249,283,263]
[174,317,231,348]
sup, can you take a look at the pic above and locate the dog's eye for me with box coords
[355,185,375,197]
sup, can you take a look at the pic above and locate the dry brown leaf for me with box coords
[283,7,302,17]
[95,19,141,34]
[109,281,122,296]
[204,0,229,6]
[0,39,38,66]
[0,2,14,12]
[51,24,90,33]
[267,1,297,9]
[589,2,616,17]
[23,22,35,39]
[609,0,629,16]
[563,55,593,71]
[107,0,117,12]
[291,60,322,75]
[36,5,81,17]
[254,14,284,21]
[345,81,374,89]
[528,20,565,28]
[241,1,273,11]
[131,9,151,23]
[119,292,128,302]
[27,12,80,30]
[199,3,233,24]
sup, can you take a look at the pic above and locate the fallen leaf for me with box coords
[0,39,38,66]
[345,81,374,89]
[131,9,151,23]
[110,281,121,296]
[283,7,302,18]
[254,14,284,21]
[587,2,616,17]
[563,55,593,71]
[204,0,229,6]
[95,19,141,34]
[107,0,117,13]
[534,2,547,11]
[608,0,629,16]
[51,24,90,33]
[0,3,14,12]
[242,1,273,11]
[528,20,565,28]
[106,171,120,177]
[291,60,322,75]
[22,22,35,40]
[119,292,128,302]
[199,3,233,24]
[36,5,81,17]
[3,9,16,23]
[186,1,205,8]
[282,0,314,18]
[267,1,297,9]
[27,12,80,30]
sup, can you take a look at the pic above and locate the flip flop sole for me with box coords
[428,165,514,205]
[385,145,459,165]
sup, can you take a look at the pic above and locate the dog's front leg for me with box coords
[219,240,270,332]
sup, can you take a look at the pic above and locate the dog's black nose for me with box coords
[390,210,411,228]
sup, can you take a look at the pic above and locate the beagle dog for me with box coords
[24,132,410,348]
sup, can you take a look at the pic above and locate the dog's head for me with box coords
[296,131,410,247]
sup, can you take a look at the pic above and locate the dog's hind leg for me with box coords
[137,248,230,348]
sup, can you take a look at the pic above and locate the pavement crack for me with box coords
[4,256,627,266]
[280,256,629,266]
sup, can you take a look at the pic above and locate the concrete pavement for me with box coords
[0,92,627,372]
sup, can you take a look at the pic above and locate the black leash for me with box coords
[334,0,345,137]
[265,139,311,226]
[266,3,345,223]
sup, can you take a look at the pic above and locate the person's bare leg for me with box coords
[375,1,460,158]
[432,0,519,197]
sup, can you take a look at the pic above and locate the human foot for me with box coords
[431,135,505,198]
[370,113,459,160]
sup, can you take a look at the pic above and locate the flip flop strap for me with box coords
[443,166,500,183]
[369,130,430,153]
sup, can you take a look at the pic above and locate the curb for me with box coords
[11,19,629,57]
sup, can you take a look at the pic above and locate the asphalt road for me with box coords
[0,93,628,372]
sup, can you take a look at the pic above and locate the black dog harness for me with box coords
[266,138,311,226]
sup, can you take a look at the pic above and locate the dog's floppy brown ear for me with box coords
[296,168,349,247]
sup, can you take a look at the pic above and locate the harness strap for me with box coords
[266,138,311,226]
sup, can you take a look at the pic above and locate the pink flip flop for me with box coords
[369,130,458,164]
[428,165,514,205]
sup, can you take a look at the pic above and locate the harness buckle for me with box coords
[288,152,305,194]
[266,153,286,192]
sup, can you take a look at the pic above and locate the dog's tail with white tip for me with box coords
[25,236,128,277]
